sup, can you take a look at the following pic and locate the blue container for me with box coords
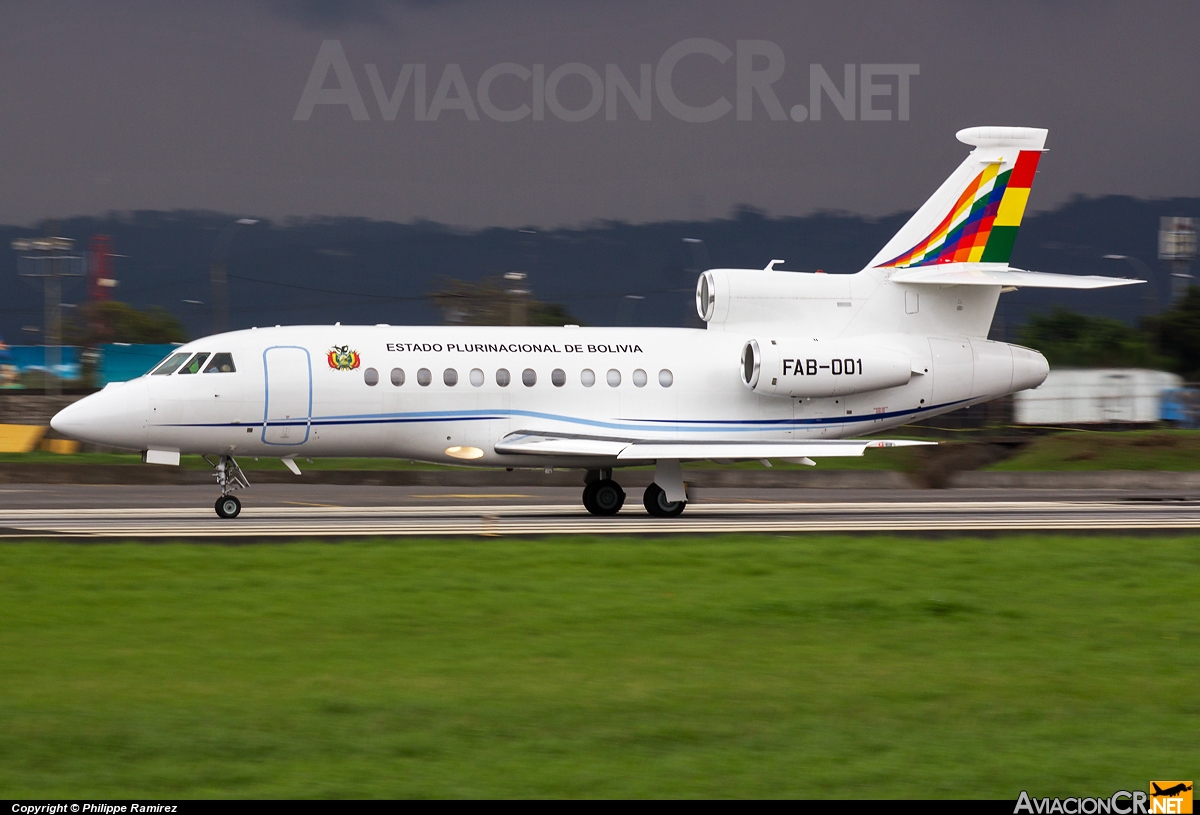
[97,344,184,386]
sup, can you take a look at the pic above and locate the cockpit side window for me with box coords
[150,352,191,376]
[203,353,236,373]
[177,353,210,375]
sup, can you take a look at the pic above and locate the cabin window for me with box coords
[659,369,673,387]
[606,369,621,387]
[444,368,458,386]
[150,352,190,376]
[390,368,405,386]
[364,367,379,386]
[632,369,647,387]
[470,368,484,387]
[581,368,595,387]
[417,368,432,386]
[522,368,537,387]
[551,368,566,387]
[202,353,236,373]
[496,368,511,387]
[177,353,210,375]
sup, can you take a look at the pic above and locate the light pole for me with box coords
[682,237,710,326]
[616,294,644,326]
[1102,254,1158,316]
[12,236,84,396]
[503,271,529,325]
[210,218,258,334]
[1159,217,1197,304]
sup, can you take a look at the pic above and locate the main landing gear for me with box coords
[206,454,250,519]
[643,483,686,518]
[582,472,625,516]
[581,467,688,517]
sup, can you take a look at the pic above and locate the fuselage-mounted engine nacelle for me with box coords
[740,338,913,398]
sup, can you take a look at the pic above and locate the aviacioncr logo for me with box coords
[327,345,360,371]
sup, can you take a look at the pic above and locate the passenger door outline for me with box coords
[262,346,312,446]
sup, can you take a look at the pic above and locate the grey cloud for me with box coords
[267,0,455,29]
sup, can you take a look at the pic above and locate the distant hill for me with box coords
[3,195,1199,342]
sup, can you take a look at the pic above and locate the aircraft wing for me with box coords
[494,431,933,462]
[889,263,1141,289]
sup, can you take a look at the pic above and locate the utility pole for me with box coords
[12,237,84,396]
[210,218,258,334]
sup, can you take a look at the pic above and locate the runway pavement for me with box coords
[2,483,1199,538]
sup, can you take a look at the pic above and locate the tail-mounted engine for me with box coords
[741,337,913,398]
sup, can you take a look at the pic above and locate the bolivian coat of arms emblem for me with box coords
[327,345,360,371]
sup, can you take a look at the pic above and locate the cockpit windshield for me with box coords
[149,351,237,376]
[203,352,236,373]
[177,353,211,374]
[150,352,191,376]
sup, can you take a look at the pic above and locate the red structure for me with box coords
[87,235,117,302]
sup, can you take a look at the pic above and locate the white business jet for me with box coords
[51,127,1139,518]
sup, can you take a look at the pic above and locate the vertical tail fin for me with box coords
[866,126,1047,270]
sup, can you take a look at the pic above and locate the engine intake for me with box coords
[741,338,913,397]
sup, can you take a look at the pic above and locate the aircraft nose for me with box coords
[51,379,150,450]
[49,399,86,437]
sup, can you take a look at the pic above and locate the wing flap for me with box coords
[617,439,932,461]
[495,431,933,461]
[494,433,628,456]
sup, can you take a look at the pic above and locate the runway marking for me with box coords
[1,498,1199,538]
[409,493,536,499]
[0,500,1179,518]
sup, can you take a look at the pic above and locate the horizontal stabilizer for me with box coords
[889,263,1141,289]
[495,432,933,462]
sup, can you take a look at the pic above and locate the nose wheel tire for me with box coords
[582,479,625,516]
[643,483,686,517]
[215,495,242,519]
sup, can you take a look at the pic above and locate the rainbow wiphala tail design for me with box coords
[879,149,1041,268]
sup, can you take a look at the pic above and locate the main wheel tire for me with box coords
[584,479,625,516]
[643,483,686,517]
[215,494,242,519]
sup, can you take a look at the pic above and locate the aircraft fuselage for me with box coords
[53,324,1045,470]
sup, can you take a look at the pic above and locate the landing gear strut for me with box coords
[582,469,625,516]
[207,454,250,519]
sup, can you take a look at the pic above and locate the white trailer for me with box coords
[1014,368,1182,425]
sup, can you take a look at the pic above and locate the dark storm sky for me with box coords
[2,0,1198,228]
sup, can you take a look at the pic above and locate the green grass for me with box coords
[1,535,1197,798]
[988,429,1200,471]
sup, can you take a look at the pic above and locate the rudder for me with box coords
[866,126,1047,270]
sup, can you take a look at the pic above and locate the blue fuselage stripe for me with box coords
[157,399,968,432]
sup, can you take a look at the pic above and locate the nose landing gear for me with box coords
[215,494,242,518]
[206,454,250,518]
